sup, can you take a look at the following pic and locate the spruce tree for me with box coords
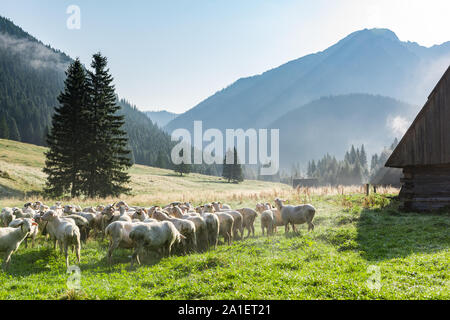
[222,149,233,182]
[174,149,191,176]
[232,147,244,183]
[43,58,89,198]
[82,53,131,198]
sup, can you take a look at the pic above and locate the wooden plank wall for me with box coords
[399,165,450,211]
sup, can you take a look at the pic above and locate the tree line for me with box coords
[305,144,369,185]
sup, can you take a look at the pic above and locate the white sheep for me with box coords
[260,209,276,237]
[104,220,144,264]
[236,208,258,238]
[205,204,234,245]
[274,198,316,233]
[129,221,185,266]
[9,218,39,248]
[41,210,81,267]
[200,210,220,250]
[152,210,197,254]
[1,208,15,227]
[0,218,35,270]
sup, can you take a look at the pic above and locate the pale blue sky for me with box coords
[1,0,449,113]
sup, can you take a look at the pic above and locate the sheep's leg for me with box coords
[251,225,255,237]
[107,240,120,265]
[261,226,265,236]
[64,243,69,268]
[3,250,13,270]
[31,234,36,248]
[284,223,290,234]
[75,242,81,264]
[131,246,141,267]
[292,223,298,233]
[308,222,315,231]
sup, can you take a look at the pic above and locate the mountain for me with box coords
[165,28,450,135]
[269,94,416,167]
[145,110,178,127]
[0,16,174,168]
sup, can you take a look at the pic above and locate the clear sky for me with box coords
[1,0,449,113]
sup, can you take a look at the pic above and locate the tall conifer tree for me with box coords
[82,53,131,198]
[44,58,89,197]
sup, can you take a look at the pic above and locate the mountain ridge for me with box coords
[165,28,450,134]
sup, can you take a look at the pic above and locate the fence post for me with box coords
[373,185,377,194]
[365,184,370,196]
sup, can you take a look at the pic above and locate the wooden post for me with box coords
[373,185,377,194]
[366,184,370,196]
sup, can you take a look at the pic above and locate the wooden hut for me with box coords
[385,65,450,212]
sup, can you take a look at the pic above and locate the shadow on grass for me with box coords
[356,200,450,261]
[0,184,42,199]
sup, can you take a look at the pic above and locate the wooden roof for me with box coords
[386,65,450,168]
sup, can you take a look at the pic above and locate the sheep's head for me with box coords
[103,204,116,216]
[204,204,215,213]
[255,203,265,213]
[41,210,57,222]
[274,198,284,210]
[24,202,33,208]
[17,218,35,235]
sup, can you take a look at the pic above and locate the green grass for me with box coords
[0,195,448,300]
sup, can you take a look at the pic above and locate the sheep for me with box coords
[274,198,316,233]
[236,208,258,238]
[129,221,185,266]
[13,208,35,219]
[1,208,15,227]
[200,210,220,250]
[101,204,131,235]
[257,203,285,233]
[260,209,276,237]
[104,221,144,264]
[151,210,197,254]
[211,202,232,212]
[184,215,208,252]
[31,201,43,210]
[221,210,243,240]
[63,215,90,243]
[132,208,148,222]
[9,218,39,248]
[41,210,81,267]
[210,203,242,239]
[205,204,234,245]
[0,218,36,270]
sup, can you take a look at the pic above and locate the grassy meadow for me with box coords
[0,139,449,300]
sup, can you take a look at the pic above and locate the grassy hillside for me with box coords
[0,139,290,206]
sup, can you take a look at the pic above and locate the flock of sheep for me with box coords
[0,199,316,270]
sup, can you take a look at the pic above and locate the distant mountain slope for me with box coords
[165,28,450,134]
[0,16,174,168]
[269,94,416,167]
[0,16,71,145]
[145,110,178,127]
